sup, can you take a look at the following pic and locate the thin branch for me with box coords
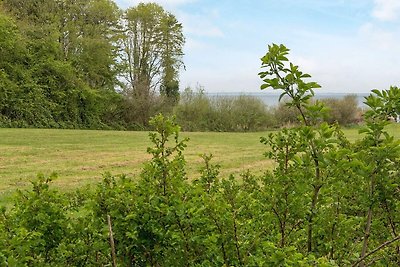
[352,234,400,267]
[107,215,117,267]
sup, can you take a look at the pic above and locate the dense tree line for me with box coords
[0,44,399,266]
[0,0,184,129]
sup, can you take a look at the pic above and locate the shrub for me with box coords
[1,106,399,266]
[174,87,276,131]
[272,101,301,127]
[273,95,361,127]
[174,86,213,131]
[319,94,360,125]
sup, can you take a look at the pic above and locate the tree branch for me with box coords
[352,234,400,267]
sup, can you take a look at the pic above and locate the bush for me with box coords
[174,87,276,131]
[319,94,360,125]
[0,115,336,266]
[120,88,178,130]
[273,95,362,127]
[272,101,302,127]
[173,87,213,131]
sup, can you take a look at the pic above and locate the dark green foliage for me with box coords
[0,1,124,129]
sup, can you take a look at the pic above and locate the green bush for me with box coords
[174,87,276,131]
[174,87,214,131]
[272,101,301,127]
[319,94,361,125]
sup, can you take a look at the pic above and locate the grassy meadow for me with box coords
[1,124,399,202]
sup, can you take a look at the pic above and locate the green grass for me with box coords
[1,124,399,201]
[0,129,272,194]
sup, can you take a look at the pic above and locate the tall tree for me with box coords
[0,11,55,126]
[0,0,123,128]
[2,0,121,91]
[159,13,185,103]
[121,3,184,101]
[57,0,121,90]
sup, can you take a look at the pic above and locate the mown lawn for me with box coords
[0,128,272,198]
[1,124,399,202]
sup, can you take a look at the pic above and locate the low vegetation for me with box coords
[174,87,363,132]
[174,88,276,132]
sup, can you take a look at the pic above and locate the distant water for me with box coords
[206,92,370,107]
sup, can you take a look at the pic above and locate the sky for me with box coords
[115,0,400,94]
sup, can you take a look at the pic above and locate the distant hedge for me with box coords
[173,88,363,131]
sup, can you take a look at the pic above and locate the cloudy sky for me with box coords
[115,0,400,93]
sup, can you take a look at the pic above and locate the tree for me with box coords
[0,0,123,128]
[121,3,184,114]
[0,11,54,127]
[56,0,121,91]
[259,44,335,253]
[159,13,185,103]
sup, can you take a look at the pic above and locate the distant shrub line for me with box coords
[173,88,362,132]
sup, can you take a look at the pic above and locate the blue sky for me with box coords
[115,0,400,93]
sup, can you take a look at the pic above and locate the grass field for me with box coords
[1,124,399,202]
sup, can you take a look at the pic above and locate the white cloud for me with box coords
[177,8,224,38]
[359,22,396,49]
[291,55,318,74]
[372,0,400,21]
